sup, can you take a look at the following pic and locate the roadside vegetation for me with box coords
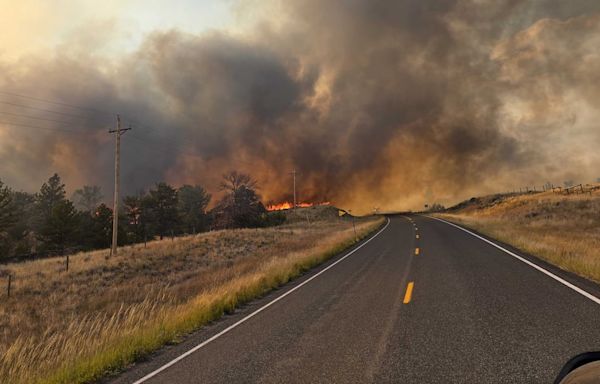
[0,206,384,384]
[0,170,283,262]
[437,184,600,284]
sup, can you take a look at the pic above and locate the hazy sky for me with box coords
[0,0,235,59]
[1,1,600,213]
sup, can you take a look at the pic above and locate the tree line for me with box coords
[0,171,284,261]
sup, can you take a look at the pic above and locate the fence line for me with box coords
[507,181,600,197]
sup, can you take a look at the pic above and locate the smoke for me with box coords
[1,0,600,213]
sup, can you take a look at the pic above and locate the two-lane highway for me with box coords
[111,215,600,383]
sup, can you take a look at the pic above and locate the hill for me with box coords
[437,184,600,284]
[279,205,348,223]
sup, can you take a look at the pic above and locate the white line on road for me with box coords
[430,216,600,306]
[132,218,391,384]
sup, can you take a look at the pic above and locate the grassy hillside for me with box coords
[437,185,600,284]
[0,208,384,384]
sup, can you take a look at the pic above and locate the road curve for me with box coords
[109,215,600,384]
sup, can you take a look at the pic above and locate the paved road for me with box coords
[110,215,600,384]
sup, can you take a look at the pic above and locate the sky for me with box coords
[1,0,600,213]
[0,0,235,59]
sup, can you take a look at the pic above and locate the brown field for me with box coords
[437,185,600,284]
[0,207,384,384]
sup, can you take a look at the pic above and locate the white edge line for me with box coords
[132,217,391,384]
[429,216,600,306]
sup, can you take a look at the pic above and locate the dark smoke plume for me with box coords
[1,0,600,213]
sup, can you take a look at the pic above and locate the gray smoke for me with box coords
[1,0,600,213]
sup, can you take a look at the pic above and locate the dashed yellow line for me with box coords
[403,282,414,304]
[415,247,420,255]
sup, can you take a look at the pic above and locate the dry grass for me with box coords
[0,211,384,384]
[437,186,600,284]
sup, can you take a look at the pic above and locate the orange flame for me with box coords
[266,201,331,211]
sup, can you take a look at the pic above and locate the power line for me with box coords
[0,90,112,116]
[0,90,144,131]
[0,90,266,178]
[0,114,206,157]
[0,110,110,127]
[0,100,111,121]
[0,120,95,134]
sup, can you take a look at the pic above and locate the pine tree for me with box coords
[178,185,211,234]
[0,180,16,233]
[38,200,78,254]
[35,174,78,254]
[37,174,66,217]
[7,191,36,258]
[147,183,179,240]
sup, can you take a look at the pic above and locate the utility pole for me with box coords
[291,169,297,209]
[109,115,131,257]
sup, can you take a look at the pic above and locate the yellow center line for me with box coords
[415,247,420,255]
[403,282,414,304]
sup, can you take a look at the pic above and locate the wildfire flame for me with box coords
[266,201,331,211]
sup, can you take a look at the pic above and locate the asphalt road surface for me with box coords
[110,215,600,384]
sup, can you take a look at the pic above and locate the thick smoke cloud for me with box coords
[1,0,600,213]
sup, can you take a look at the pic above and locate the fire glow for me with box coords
[266,201,331,211]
